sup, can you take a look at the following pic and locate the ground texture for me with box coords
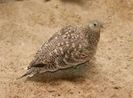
[0,0,133,98]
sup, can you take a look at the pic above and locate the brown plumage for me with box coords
[20,20,103,78]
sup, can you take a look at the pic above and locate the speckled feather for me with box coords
[20,20,103,78]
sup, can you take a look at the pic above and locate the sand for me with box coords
[0,0,133,98]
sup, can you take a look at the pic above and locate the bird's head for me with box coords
[84,20,104,46]
[87,20,103,33]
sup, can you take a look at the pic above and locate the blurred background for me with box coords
[0,0,133,98]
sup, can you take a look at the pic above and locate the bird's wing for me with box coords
[48,25,76,42]
[27,25,77,70]
[54,45,94,69]
[52,26,96,69]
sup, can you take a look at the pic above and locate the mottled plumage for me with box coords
[20,20,103,78]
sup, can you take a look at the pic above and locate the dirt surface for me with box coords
[0,0,133,98]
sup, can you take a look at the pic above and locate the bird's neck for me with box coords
[84,29,100,48]
[88,31,100,46]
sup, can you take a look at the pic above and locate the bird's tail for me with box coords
[17,68,35,79]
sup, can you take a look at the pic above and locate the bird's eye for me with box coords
[94,23,97,26]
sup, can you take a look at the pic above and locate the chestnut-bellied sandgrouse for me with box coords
[20,20,103,78]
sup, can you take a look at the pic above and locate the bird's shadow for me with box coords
[25,59,99,84]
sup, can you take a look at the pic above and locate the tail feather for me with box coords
[17,69,34,79]
[18,64,44,79]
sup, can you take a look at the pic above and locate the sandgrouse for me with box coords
[20,20,103,78]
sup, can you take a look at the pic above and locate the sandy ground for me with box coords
[0,0,133,98]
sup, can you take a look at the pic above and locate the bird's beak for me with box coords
[100,22,104,32]
[100,22,104,28]
[101,24,104,28]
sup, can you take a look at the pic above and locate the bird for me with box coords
[20,20,103,78]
